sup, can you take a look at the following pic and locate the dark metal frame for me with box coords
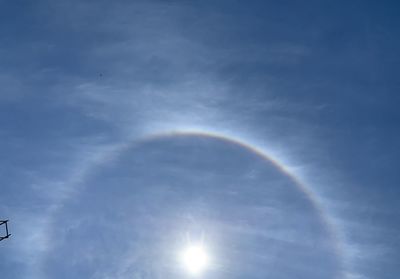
[0,220,11,241]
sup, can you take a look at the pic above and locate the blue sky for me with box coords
[1,1,399,278]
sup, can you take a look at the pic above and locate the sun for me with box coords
[180,244,209,275]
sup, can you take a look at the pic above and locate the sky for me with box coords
[1,1,400,278]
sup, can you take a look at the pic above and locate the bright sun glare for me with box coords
[181,244,209,275]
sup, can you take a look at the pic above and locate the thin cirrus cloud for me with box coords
[1,1,399,279]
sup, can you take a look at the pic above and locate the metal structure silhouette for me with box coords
[0,220,11,241]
